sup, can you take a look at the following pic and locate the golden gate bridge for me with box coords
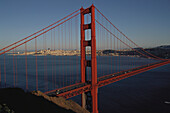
[0,4,169,113]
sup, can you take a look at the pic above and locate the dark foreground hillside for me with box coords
[0,88,89,113]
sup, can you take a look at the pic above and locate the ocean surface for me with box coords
[97,63,170,113]
[0,55,170,113]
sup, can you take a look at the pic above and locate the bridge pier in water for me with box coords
[80,4,98,113]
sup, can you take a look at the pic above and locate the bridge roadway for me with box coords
[44,60,170,98]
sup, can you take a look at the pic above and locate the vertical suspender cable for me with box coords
[75,16,79,83]
[54,28,56,88]
[69,20,71,85]
[4,50,6,87]
[15,49,18,87]
[70,19,73,84]
[65,22,67,86]
[13,49,15,87]
[58,27,61,88]
[0,64,1,87]
[25,43,28,91]
[35,38,38,91]
[117,32,118,72]
[51,30,54,89]
[97,13,99,77]
[45,34,48,91]
[119,34,121,72]
[43,34,46,91]
[114,28,116,73]
[110,24,112,74]
[61,24,64,87]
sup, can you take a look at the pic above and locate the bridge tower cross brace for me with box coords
[80,5,98,113]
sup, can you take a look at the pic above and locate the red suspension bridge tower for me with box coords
[1,3,169,113]
[80,4,98,113]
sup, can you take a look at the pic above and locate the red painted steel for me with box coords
[98,61,170,87]
[95,7,163,60]
[90,4,98,113]
[44,82,83,94]
[0,12,80,56]
[98,61,165,80]
[1,4,170,113]
[41,5,169,113]
[57,84,91,98]
[80,7,86,108]
[45,61,169,99]
[0,9,80,52]
[95,19,161,60]
[80,4,98,113]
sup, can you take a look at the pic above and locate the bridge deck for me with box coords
[44,60,170,99]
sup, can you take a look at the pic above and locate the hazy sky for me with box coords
[0,0,170,48]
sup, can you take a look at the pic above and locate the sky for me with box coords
[0,0,170,49]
